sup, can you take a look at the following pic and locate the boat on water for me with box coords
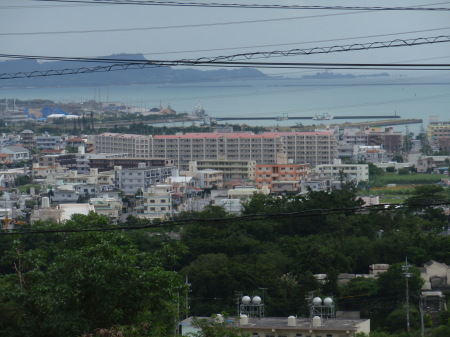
[191,102,207,118]
[312,112,333,120]
[276,113,288,121]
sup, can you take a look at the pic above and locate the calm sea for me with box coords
[1,76,449,135]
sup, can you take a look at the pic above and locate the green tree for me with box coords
[0,216,184,337]
[432,325,450,337]
[14,175,32,186]
[404,185,449,221]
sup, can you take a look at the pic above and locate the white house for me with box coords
[0,146,30,162]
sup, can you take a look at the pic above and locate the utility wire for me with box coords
[37,0,450,11]
[2,11,448,37]
[3,35,450,63]
[0,13,375,36]
[1,35,449,79]
[1,201,449,235]
[138,27,450,56]
[2,62,449,81]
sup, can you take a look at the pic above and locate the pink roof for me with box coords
[101,131,332,140]
[262,131,333,136]
[154,131,332,140]
[154,133,222,139]
[100,132,148,139]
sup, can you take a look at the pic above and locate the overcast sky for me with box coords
[1,0,450,76]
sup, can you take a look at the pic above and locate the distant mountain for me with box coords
[0,53,267,88]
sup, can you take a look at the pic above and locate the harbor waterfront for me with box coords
[1,77,449,135]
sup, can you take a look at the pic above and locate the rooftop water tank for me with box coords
[312,316,322,327]
[324,297,333,306]
[240,314,248,326]
[242,296,251,304]
[287,315,296,327]
[42,197,50,209]
[252,296,262,305]
[313,297,322,306]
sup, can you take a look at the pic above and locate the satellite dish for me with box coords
[252,296,262,304]
[242,296,251,304]
[324,297,333,306]
[313,297,322,306]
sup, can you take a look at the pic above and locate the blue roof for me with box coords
[25,107,70,120]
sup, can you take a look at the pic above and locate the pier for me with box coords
[214,115,402,121]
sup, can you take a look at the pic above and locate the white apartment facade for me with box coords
[95,131,338,168]
[316,159,369,183]
[116,165,176,195]
[189,158,256,181]
[137,185,173,219]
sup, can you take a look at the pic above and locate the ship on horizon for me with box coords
[312,112,334,120]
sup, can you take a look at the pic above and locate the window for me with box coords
[150,200,155,204]
[150,207,155,211]
[161,207,166,211]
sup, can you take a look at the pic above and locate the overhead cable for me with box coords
[37,0,450,11]
[3,35,450,63]
[1,34,450,79]
[1,201,449,235]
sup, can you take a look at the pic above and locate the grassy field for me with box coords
[361,173,448,203]
[370,173,447,187]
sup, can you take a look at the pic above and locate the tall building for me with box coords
[94,133,151,157]
[136,185,173,219]
[428,117,450,152]
[95,131,338,168]
[35,133,63,150]
[20,130,35,150]
[189,158,256,181]
[341,127,403,154]
[116,164,176,195]
[255,163,308,189]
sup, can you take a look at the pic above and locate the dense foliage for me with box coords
[0,213,185,337]
[1,184,450,336]
[178,184,450,334]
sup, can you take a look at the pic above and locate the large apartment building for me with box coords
[95,133,151,157]
[428,118,450,152]
[95,131,337,168]
[341,126,404,153]
[189,158,256,181]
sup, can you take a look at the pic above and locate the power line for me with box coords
[138,27,450,56]
[0,13,375,36]
[1,201,448,235]
[4,35,450,63]
[37,0,450,11]
[2,62,449,81]
[1,35,449,79]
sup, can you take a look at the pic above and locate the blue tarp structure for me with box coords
[25,107,70,120]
